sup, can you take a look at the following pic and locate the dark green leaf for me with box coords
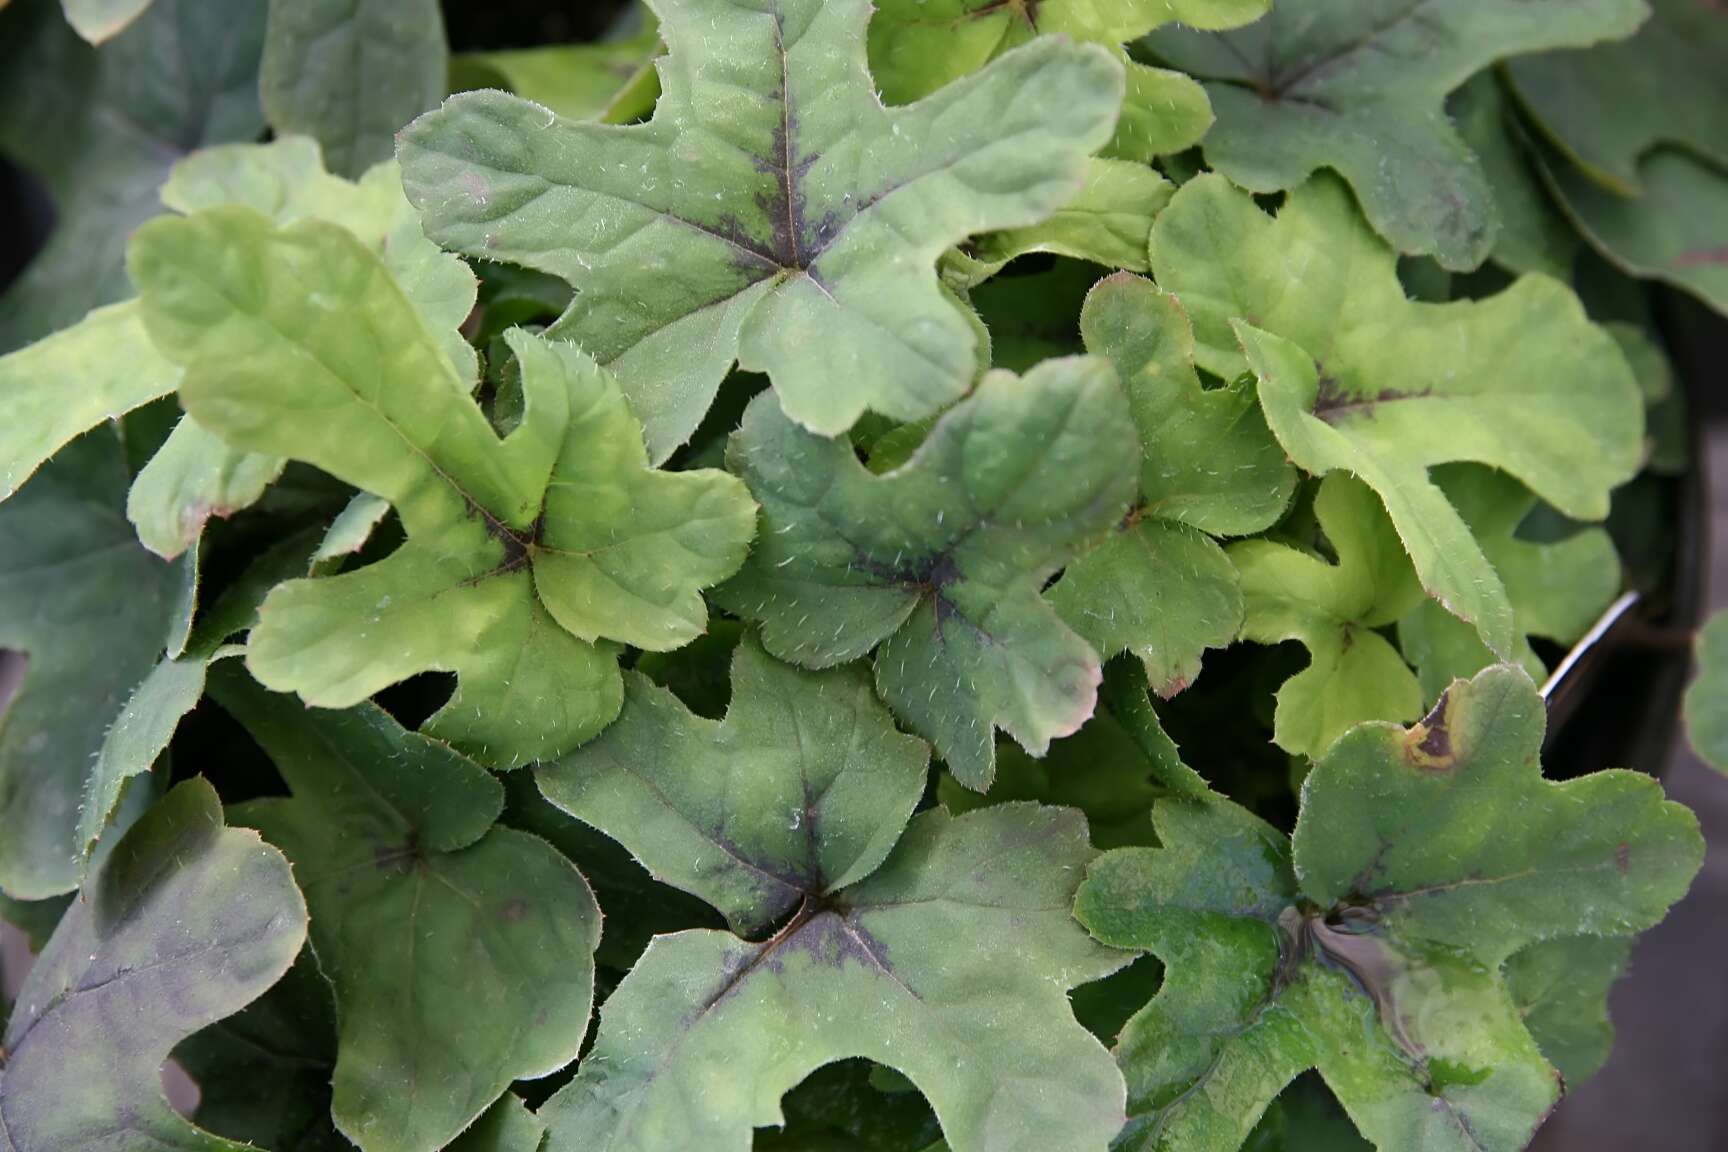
[261,0,448,178]
[0,431,184,897]
[213,667,602,1152]
[1144,0,1645,268]
[719,357,1138,789]
[0,779,308,1150]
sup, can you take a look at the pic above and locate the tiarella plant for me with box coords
[0,0,1724,1150]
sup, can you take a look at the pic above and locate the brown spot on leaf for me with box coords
[1616,842,1631,875]
[500,898,528,923]
[1403,692,1456,772]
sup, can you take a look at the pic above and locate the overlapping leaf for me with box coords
[535,641,1129,1152]
[1143,0,1646,269]
[868,0,1267,161]
[1397,464,1621,700]
[1504,934,1632,1086]
[1449,75,1579,279]
[1149,173,1642,657]
[126,137,479,558]
[1228,474,1424,761]
[0,0,266,349]
[398,0,1125,460]
[1049,274,1294,696]
[172,957,346,1152]
[537,637,928,936]
[261,0,448,178]
[131,206,756,766]
[1506,0,1726,195]
[954,159,1174,282]
[1684,608,1728,774]
[937,663,1205,848]
[449,4,662,125]
[213,668,601,1152]
[0,299,179,503]
[0,135,477,560]
[1075,664,1703,1151]
[0,431,185,898]
[1538,148,1728,317]
[719,357,1137,789]
[0,779,308,1150]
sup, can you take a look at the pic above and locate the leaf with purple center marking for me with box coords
[534,618,1126,1152]
[1075,664,1702,1151]
[213,664,602,1152]
[0,778,308,1151]
[398,0,1125,460]
[130,206,756,766]
[1148,173,1642,658]
[717,355,1138,790]
[1142,0,1646,269]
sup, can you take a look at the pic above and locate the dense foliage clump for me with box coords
[0,0,1724,1149]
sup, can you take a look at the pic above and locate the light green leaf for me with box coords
[0,431,184,898]
[1051,519,1242,698]
[1505,934,1632,1087]
[1146,173,1640,654]
[399,0,1124,460]
[261,0,448,178]
[539,804,1129,1152]
[1397,464,1620,700]
[131,207,755,766]
[0,779,308,1150]
[59,0,153,42]
[1539,146,1728,317]
[1076,275,1294,537]
[965,159,1172,278]
[312,491,392,569]
[213,667,601,1152]
[1048,274,1293,694]
[0,300,180,502]
[161,139,480,372]
[719,357,1137,789]
[0,133,474,558]
[449,7,661,125]
[1685,608,1728,774]
[127,419,288,558]
[868,0,1266,161]
[538,635,928,936]
[1449,74,1579,279]
[0,0,266,349]
[1505,0,1726,196]
[1076,665,1702,1151]
[123,136,480,558]
[1228,474,1424,760]
[1144,0,1646,269]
